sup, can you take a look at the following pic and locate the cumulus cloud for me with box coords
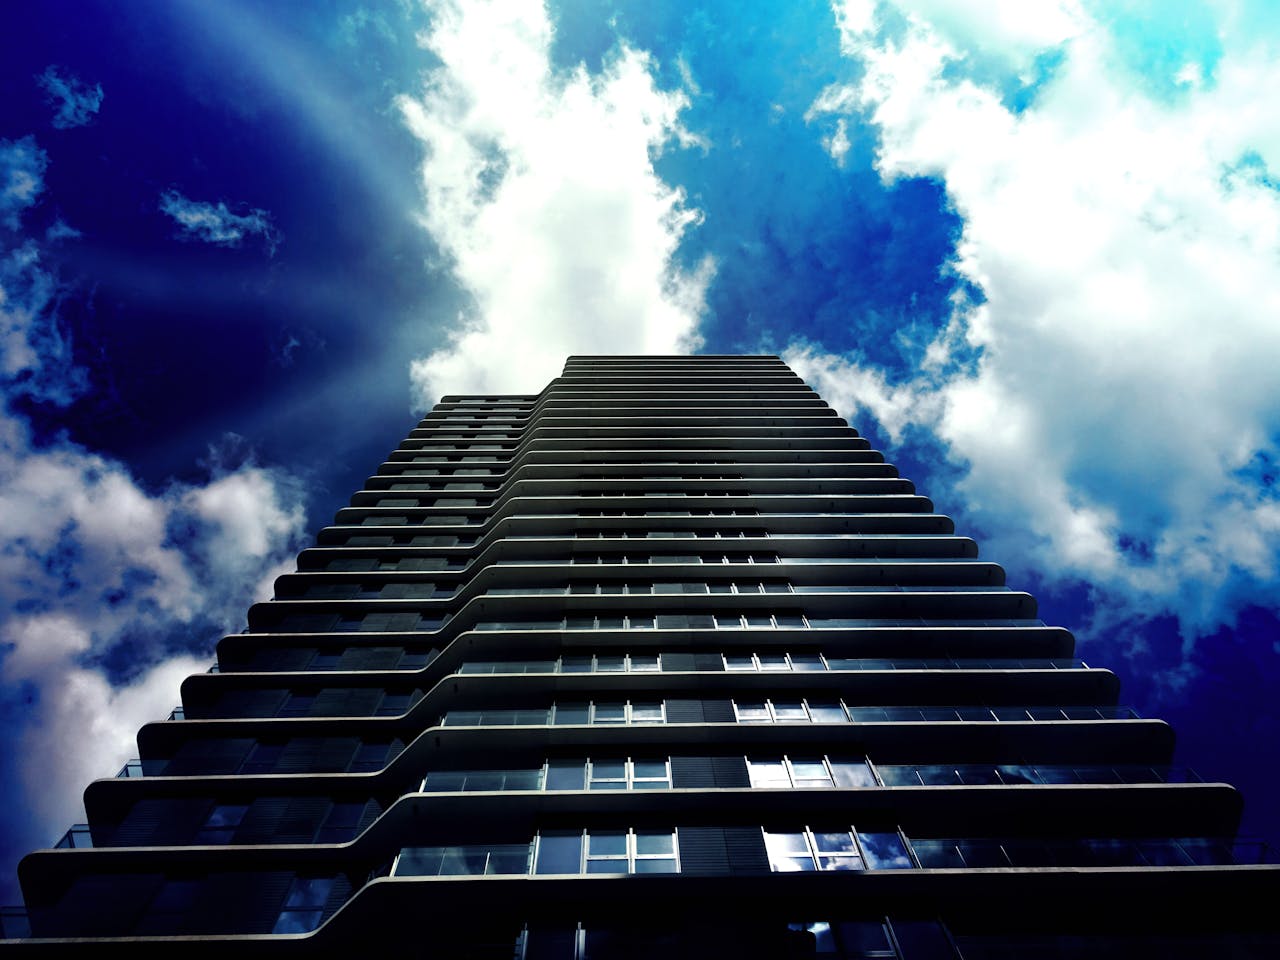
[798,1,1280,640]
[0,438,307,841]
[36,66,104,129]
[159,189,281,255]
[0,139,306,868]
[398,0,711,404]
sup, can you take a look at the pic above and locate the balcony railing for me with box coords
[53,824,92,849]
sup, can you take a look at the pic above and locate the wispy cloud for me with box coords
[0,138,306,887]
[397,0,711,404]
[36,66,104,130]
[797,1,1280,649]
[159,189,281,255]
[0,137,47,231]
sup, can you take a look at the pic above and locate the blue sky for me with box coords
[2,0,1279,898]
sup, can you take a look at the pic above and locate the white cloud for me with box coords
[833,0,1086,68]
[801,2,1280,638]
[36,66,104,130]
[0,431,309,837]
[398,0,711,404]
[159,189,281,255]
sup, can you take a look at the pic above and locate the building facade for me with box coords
[6,354,1279,956]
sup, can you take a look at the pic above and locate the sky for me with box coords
[1,0,1279,900]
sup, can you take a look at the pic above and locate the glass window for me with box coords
[552,703,590,725]
[766,829,911,873]
[790,760,836,789]
[532,829,678,875]
[396,844,532,877]
[813,831,864,871]
[748,758,872,790]
[787,921,896,957]
[316,802,366,843]
[771,702,810,722]
[808,702,850,724]
[377,692,413,716]
[764,831,817,872]
[241,742,284,774]
[349,741,391,772]
[536,831,585,874]
[734,699,849,723]
[586,830,630,874]
[631,759,672,789]
[194,804,248,844]
[588,760,628,790]
[630,702,665,723]
[310,650,341,670]
[592,703,627,724]
[748,760,793,789]
[830,760,878,787]
[633,830,678,873]
[272,875,334,934]
[545,761,587,791]
[857,832,913,869]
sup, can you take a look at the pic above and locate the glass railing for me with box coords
[844,706,1138,722]
[457,656,1087,674]
[116,759,144,778]
[409,761,1194,797]
[438,701,1140,729]
[0,906,30,939]
[910,836,1276,868]
[53,824,92,849]
[381,833,1272,882]
[877,764,1201,786]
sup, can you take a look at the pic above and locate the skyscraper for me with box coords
[6,355,1279,956]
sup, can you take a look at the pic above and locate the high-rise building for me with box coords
[5,355,1279,956]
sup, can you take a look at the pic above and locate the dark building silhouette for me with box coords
[5,355,1279,956]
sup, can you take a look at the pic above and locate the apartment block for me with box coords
[7,355,1279,956]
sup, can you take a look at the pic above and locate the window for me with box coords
[423,768,544,792]
[714,613,809,630]
[734,700,849,724]
[194,804,248,844]
[315,802,366,843]
[551,701,665,725]
[557,653,660,672]
[785,921,897,957]
[240,741,284,774]
[442,708,551,726]
[764,829,911,872]
[393,844,531,877]
[748,758,877,789]
[349,740,392,772]
[272,875,334,933]
[278,693,316,718]
[723,652,823,671]
[584,758,672,790]
[534,829,679,875]
[376,691,414,716]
